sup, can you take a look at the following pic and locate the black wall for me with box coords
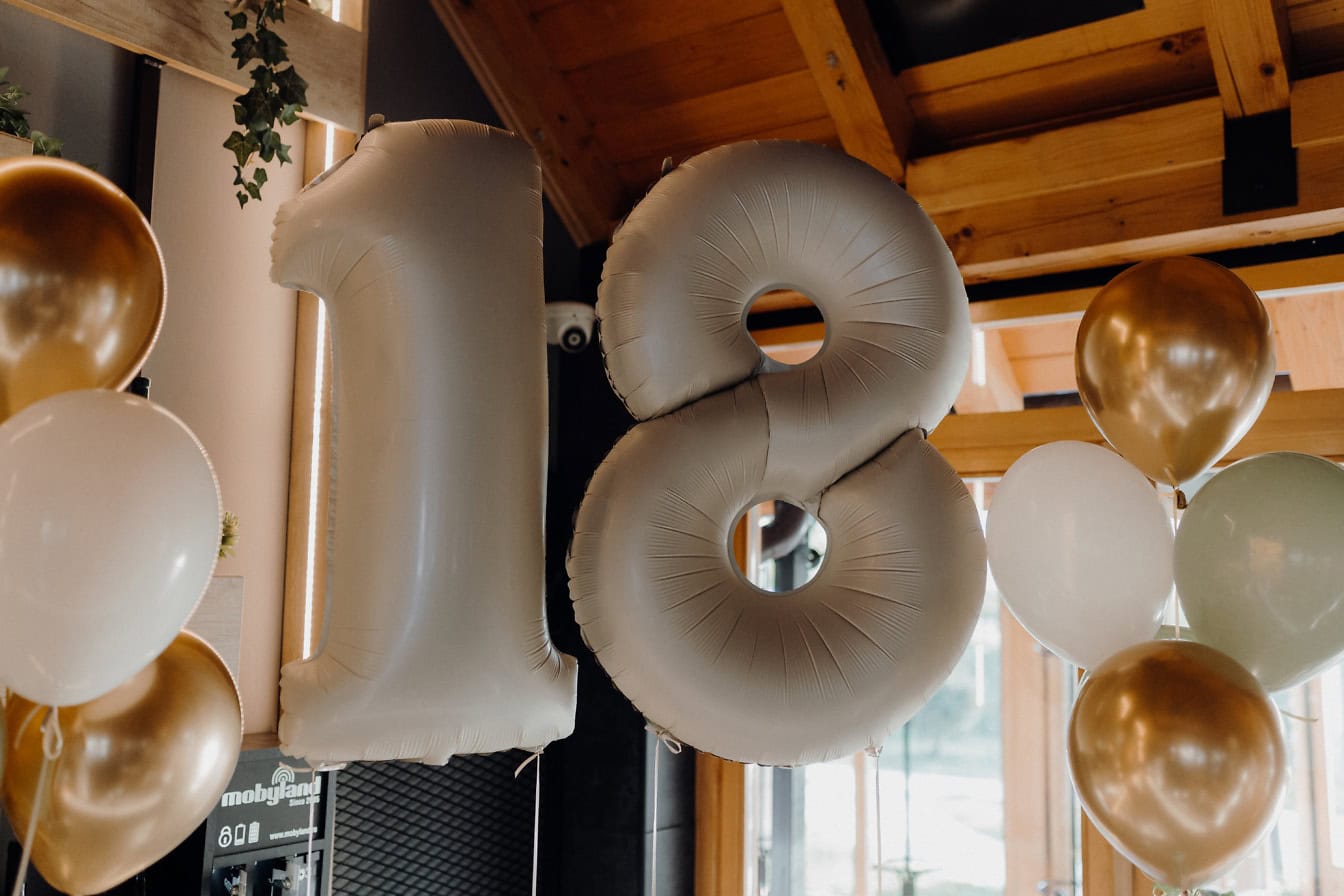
[0,3,140,192]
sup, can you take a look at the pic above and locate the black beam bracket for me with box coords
[1222,107,1297,216]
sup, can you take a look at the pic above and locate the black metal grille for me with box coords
[333,751,536,895]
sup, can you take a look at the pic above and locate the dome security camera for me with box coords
[545,301,596,353]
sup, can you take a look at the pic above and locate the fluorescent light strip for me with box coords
[324,126,336,171]
[302,299,328,659]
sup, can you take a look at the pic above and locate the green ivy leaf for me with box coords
[236,189,249,208]
[223,130,258,167]
[232,165,246,186]
[276,142,292,165]
[257,29,287,67]
[279,103,300,126]
[231,33,258,67]
[254,167,268,186]
[229,12,248,30]
[274,66,308,107]
[245,180,262,201]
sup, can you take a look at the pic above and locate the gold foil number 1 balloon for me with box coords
[0,157,165,422]
[1075,257,1275,486]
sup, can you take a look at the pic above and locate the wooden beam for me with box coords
[779,0,913,180]
[917,69,1344,282]
[931,387,1344,478]
[899,0,1210,148]
[1265,291,1344,389]
[955,329,1024,413]
[2,0,365,132]
[907,97,1225,214]
[1203,0,1292,118]
[430,0,626,246]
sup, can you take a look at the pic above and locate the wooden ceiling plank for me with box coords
[1291,68,1344,146]
[430,0,625,246]
[1011,354,1078,397]
[594,70,828,166]
[920,70,1344,282]
[943,145,1344,282]
[1202,0,1293,118]
[900,0,1204,95]
[907,97,1224,214]
[3,0,365,131]
[1264,291,1344,389]
[532,0,780,73]
[1287,0,1344,75]
[905,30,1215,150]
[564,11,804,123]
[954,329,1025,413]
[779,0,912,180]
[613,118,839,196]
[998,319,1080,361]
[931,388,1344,478]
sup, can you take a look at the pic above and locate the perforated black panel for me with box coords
[332,752,536,895]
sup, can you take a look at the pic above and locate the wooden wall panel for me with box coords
[1287,0,1344,74]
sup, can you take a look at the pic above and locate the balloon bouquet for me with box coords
[0,158,242,895]
[988,256,1344,892]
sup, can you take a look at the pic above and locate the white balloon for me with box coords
[271,120,577,764]
[986,441,1171,670]
[0,389,221,706]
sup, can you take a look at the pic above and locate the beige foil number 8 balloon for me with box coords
[568,141,987,766]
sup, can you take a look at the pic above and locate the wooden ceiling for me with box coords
[431,0,1344,287]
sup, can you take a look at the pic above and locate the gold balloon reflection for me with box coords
[1068,640,1286,889]
[3,633,241,896]
[0,157,165,421]
[1075,257,1275,486]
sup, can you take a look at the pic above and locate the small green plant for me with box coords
[0,67,63,156]
[223,0,308,207]
[219,512,240,560]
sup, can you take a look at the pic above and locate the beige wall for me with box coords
[147,69,304,734]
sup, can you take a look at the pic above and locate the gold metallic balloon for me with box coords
[2,632,242,895]
[0,157,165,422]
[1068,640,1286,889]
[1075,256,1275,486]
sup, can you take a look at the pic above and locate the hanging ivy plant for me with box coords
[223,0,308,208]
[0,67,64,156]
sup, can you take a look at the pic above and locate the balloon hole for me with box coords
[731,500,828,594]
[746,288,824,365]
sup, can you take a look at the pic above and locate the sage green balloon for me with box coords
[1175,452,1344,692]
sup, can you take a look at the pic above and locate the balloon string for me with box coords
[644,724,682,896]
[11,709,62,896]
[532,755,541,896]
[867,743,883,896]
[512,750,544,896]
[1283,709,1320,723]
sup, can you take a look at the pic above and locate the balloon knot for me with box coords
[1175,489,1188,510]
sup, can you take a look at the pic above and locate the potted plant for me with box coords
[0,67,63,159]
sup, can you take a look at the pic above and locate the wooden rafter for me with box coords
[931,387,1344,478]
[1,0,365,131]
[910,70,1344,282]
[1203,0,1293,118]
[779,0,913,180]
[953,329,1024,413]
[429,0,626,247]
